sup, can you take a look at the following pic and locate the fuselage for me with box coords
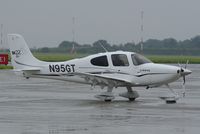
[25,51,191,88]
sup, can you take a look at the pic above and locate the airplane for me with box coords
[7,34,192,103]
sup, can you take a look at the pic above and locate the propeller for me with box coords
[178,60,189,97]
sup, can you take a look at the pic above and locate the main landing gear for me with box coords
[119,87,139,101]
[95,86,115,102]
[95,86,139,102]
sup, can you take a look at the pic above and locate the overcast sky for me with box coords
[0,0,200,48]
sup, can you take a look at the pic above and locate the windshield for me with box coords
[131,54,152,66]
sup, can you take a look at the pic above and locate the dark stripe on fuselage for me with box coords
[88,71,129,75]
[87,71,174,77]
[33,74,75,77]
[33,72,174,78]
[14,60,41,68]
[135,73,174,77]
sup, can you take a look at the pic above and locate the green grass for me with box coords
[33,53,200,64]
[147,55,200,64]
[1,53,200,70]
[0,65,13,69]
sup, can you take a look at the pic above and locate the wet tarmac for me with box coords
[0,64,200,134]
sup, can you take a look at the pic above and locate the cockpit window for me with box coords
[131,54,152,66]
[91,55,108,66]
[111,54,129,66]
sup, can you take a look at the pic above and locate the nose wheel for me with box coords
[159,84,179,104]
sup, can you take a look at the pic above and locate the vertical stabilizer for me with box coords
[7,34,41,69]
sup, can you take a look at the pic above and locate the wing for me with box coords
[70,72,135,88]
[14,67,41,72]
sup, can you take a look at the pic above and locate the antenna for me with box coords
[72,17,75,43]
[100,43,108,52]
[140,11,144,53]
[1,24,3,46]
[71,17,76,54]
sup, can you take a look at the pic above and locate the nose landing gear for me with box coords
[159,84,179,104]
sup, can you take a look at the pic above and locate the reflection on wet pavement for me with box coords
[0,64,199,134]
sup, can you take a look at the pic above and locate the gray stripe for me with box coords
[14,60,41,68]
[136,73,174,77]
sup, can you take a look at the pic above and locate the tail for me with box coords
[8,34,42,70]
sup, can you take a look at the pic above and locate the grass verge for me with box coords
[1,54,200,70]
[0,65,13,69]
[147,55,200,64]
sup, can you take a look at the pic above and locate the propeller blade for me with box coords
[181,60,189,97]
[182,82,186,97]
[185,60,189,69]
[178,62,181,68]
[182,75,186,97]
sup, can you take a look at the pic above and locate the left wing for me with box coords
[70,72,135,88]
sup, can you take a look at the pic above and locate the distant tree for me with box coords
[180,39,191,48]
[163,38,178,48]
[144,39,163,49]
[92,40,111,52]
[190,36,200,48]
[59,41,72,48]
[124,42,136,51]
[31,35,200,56]
[40,47,49,53]
[58,41,79,48]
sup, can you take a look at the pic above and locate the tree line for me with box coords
[2,35,200,55]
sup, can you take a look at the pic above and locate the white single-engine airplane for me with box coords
[8,34,192,103]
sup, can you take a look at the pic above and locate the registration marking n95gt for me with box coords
[49,64,75,73]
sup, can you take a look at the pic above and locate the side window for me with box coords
[91,55,109,66]
[111,54,129,66]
